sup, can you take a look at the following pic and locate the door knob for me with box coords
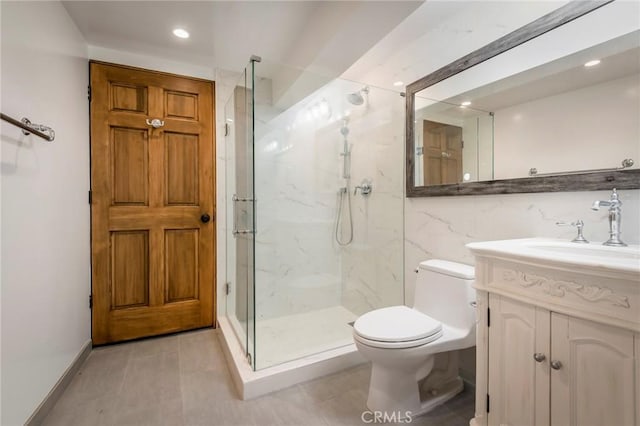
[533,353,546,362]
[550,360,563,370]
[200,213,211,223]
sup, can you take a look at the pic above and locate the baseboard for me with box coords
[459,368,476,388]
[462,378,476,392]
[25,339,92,426]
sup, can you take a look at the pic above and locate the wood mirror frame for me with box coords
[405,0,640,197]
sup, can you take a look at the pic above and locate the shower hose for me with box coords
[335,187,353,246]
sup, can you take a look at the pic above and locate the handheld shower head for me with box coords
[340,118,350,138]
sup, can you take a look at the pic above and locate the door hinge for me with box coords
[88,190,92,204]
[486,394,490,413]
[461,139,464,148]
[225,282,231,295]
[224,123,230,136]
[87,85,91,102]
[487,307,491,327]
[89,294,93,309]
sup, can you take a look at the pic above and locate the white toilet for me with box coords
[353,259,475,417]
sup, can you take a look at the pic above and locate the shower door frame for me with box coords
[224,59,257,369]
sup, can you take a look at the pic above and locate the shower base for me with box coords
[257,306,357,368]
[218,306,365,399]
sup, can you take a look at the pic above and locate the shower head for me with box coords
[346,86,369,106]
[347,92,364,106]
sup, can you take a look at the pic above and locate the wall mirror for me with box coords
[406,1,640,197]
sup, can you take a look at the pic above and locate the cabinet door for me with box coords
[551,314,636,426]
[488,295,550,426]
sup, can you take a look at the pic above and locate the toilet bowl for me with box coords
[353,259,475,417]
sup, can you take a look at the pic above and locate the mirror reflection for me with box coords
[413,30,640,188]
[413,97,494,187]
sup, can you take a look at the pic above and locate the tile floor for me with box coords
[42,328,475,426]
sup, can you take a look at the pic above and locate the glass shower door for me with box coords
[224,63,256,368]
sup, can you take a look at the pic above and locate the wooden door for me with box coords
[550,314,635,426]
[90,62,215,345]
[488,295,550,426]
[423,120,462,185]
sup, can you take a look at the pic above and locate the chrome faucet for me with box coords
[556,220,588,243]
[591,188,627,247]
[353,179,373,196]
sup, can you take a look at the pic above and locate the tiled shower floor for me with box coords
[253,306,358,369]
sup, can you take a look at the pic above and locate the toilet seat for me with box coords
[353,306,443,349]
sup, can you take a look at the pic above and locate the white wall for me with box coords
[405,190,640,304]
[494,73,640,179]
[0,2,90,424]
[88,45,214,81]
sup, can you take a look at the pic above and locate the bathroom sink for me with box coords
[467,238,640,274]
[523,240,640,260]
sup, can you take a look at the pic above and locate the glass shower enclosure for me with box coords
[223,58,405,370]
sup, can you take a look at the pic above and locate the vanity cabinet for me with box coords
[488,294,636,426]
[467,238,640,426]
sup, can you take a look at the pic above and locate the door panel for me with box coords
[488,295,550,426]
[110,231,149,308]
[422,120,462,185]
[110,82,148,113]
[165,228,199,302]
[165,91,198,120]
[165,132,199,205]
[550,314,635,426]
[91,62,215,344]
[111,127,149,205]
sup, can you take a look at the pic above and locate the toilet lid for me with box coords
[353,306,442,343]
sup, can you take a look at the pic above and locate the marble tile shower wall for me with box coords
[253,80,405,320]
[337,89,405,316]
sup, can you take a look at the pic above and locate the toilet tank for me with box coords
[413,260,475,331]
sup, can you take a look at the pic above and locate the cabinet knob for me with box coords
[533,353,546,362]
[550,360,563,370]
[200,213,211,223]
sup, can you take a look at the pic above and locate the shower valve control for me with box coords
[354,179,373,196]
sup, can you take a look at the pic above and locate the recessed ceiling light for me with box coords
[393,81,404,87]
[461,101,472,106]
[173,28,190,39]
[584,59,601,67]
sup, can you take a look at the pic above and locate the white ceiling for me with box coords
[343,1,569,90]
[62,0,423,79]
[64,0,632,104]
